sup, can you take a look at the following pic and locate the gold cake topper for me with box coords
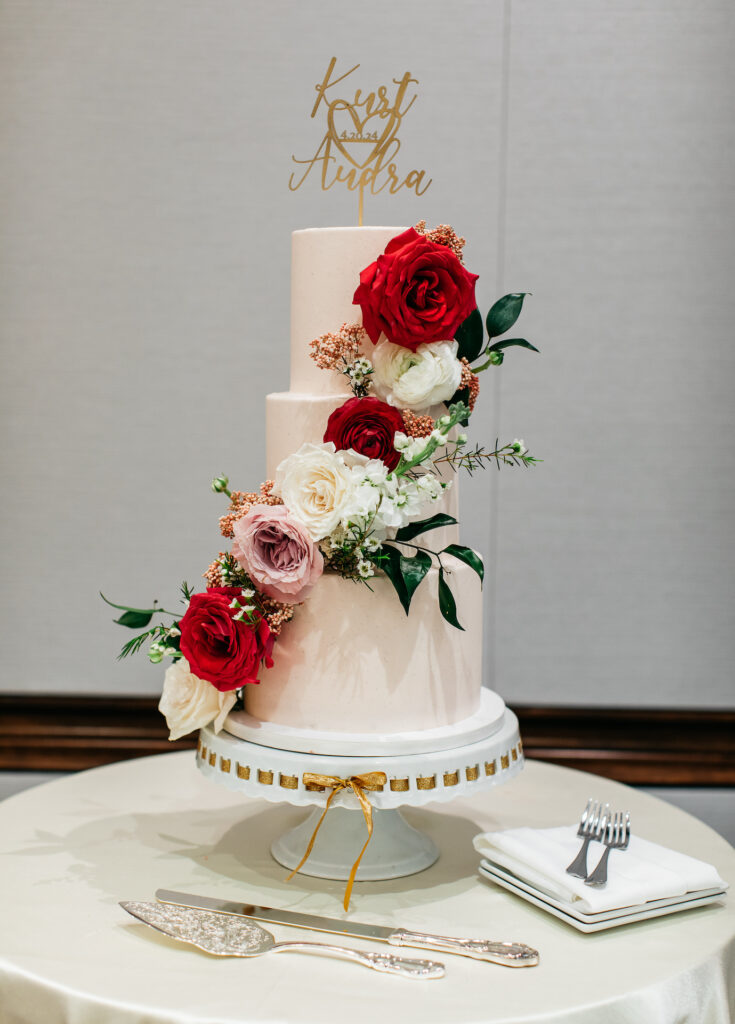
[289,57,432,225]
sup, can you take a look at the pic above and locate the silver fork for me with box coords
[565,799,607,878]
[584,811,631,887]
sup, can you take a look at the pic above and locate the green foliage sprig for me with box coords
[454,293,539,373]
[375,512,484,632]
[101,585,191,662]
[433,440,541,475]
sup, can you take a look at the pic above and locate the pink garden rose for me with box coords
[232,505,324,604]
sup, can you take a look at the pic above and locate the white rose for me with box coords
[274,442,358,541]
[158,658,236,742]
[372,340,462,412]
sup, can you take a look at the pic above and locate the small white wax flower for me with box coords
[457,433,468,444]
[512,438,527,455]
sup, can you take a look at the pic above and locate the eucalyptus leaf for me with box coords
[485,293,528,339]
[454,308,484,362]
[438,569,464,630]
[394,513,457,544]
[442,544,484,585]
[486,337,539,354]
[115,609,155,629]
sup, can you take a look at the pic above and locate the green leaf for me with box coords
[399,550,432,610]
[485,293,529,339]
[442,544,484,585]
[114,609,155,629]
[487,337,539,354]
[454,308,484,362]
[100,592,158,616]
[380,546,432,615]
[438,569,464,630]
[394,513,457,544]
[379,544,410,615]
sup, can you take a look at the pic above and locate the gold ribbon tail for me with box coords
[286,772,387,911]
[285,784,340,882]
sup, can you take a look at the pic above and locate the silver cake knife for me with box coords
[156,888,539,967]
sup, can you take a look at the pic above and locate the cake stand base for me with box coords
[270,806,439,881]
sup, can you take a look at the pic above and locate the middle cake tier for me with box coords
[265,390,460,549]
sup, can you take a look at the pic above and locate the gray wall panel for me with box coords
[493,1,735,705]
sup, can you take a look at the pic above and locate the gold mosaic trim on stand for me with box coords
[198,741,523,793]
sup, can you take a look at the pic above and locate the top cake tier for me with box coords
[290,227,404,393]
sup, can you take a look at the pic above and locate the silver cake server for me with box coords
[121,901,445,979]
[156,887,539,967]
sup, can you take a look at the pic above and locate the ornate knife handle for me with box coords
[272,941,445,979]
[389,930,539,967]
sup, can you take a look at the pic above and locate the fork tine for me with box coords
[580,798,594,827]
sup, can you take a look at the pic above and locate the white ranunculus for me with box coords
[274,442,359,541]
[158,658,236,742]
[372,340,462,412]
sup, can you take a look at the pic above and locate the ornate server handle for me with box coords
[389,930,539,967]
[271,941,445,979]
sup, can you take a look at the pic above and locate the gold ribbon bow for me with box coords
[286,771,388,911]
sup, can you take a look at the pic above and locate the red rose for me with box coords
[323,396,404,471]
[353,227,479,351]
[179,587,274,692]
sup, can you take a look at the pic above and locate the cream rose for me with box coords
[274,442,358,541]
[372,339,462,411]
[158,658,236,741]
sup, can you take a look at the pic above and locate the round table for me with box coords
[0,752,732,1024]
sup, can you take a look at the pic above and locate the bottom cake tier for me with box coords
[243,564,483,735]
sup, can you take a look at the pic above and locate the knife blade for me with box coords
[156,888,539,967]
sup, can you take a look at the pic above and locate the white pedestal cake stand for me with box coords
[197,688,523,882]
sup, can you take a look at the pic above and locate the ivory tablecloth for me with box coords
[0,752,733,1024]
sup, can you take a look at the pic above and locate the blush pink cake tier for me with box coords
[224,227,508,756]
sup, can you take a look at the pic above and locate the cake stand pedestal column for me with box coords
[270,806,439,881]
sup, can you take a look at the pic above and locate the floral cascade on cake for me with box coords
[103,222,539,742]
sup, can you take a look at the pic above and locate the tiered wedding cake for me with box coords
[107,220,535,893]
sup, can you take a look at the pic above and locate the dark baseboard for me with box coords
[1,694,733,785]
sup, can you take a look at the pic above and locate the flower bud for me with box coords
[457,433,468,444]
[489,350,504,366]
[211,474,230,494]
[148,645,164,664]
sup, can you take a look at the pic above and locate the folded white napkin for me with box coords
[473,825,727,914]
